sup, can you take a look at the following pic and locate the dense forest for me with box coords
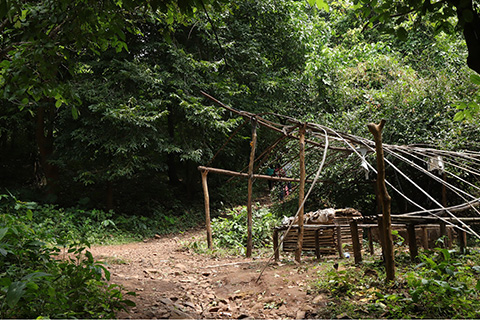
[2,0,480,317]
[1,0,478,216]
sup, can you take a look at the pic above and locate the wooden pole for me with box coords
[459,229,467,254]
[197,166,311,183]
[336,225,343,258]
[421,226,429,249]
[246,118,257,258]
[368,119,395,282]
[350,219,362,264]
[273,229,279,261]
[447,226,453,248]
[201,170,213,249]
[295,124,307,262]
[315,229,321,260]
[367,227,374,255]
[407,223,418,261]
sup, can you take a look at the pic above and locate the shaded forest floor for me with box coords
[89,228,334,319]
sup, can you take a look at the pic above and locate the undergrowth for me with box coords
[314,248,480,319]
[0,195,136,318]
[189,205,280,256]
[0,193,202,246]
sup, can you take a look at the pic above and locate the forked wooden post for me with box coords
[295,124,307,262]
[368,119,395,282]
[201,170,213,249]
[246,118,257,258]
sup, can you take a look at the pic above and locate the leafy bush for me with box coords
[211,205,279,250]
[0,194,203,247]
[314,248,480,319]
[0,196,135,318]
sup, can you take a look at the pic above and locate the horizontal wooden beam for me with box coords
[198,166,313,183]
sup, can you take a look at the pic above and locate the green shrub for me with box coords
[0,194,204,247]
[0,199,135,318]
[211,205,279,249]
[314,248,480,319]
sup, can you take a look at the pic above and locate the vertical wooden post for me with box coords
[447,226,453,248]
[315,229,321,260]
[459,229,467,254]
[273,229,279,261]
[201,170,213,249]
[407,224,418,261]
[367,227,374,255]
[368,119,395,282]
[421,226,429,250]
[350,219,362,264]
[295,124,307,262]
[246,118,257,258]
[336,225,343,258]
[439,222,447,247]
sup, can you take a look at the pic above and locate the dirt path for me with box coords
[89,228,331,319]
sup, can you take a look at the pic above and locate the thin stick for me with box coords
[256,128,329,282]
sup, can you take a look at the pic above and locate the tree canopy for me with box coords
[0,0,478,217]
[350,0,480,75]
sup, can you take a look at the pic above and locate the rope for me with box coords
[256,127,329,282]
[323,126,474,235]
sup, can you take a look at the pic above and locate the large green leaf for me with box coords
[470,74,480,85]
[316,0,329,11]
[6,281,27,308]
[0,227,8,241]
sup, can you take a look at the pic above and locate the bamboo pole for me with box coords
[201,170,213,249]
[295,124,307,262]
[246,119,257,258]
[368,119,395,282]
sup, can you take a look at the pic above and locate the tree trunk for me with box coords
[451,0,480,74]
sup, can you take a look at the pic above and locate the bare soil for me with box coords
[89,228,333,319]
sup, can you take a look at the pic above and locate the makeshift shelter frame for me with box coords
[198,91,480,271]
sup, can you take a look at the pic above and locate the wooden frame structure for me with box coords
[198,91,480,277]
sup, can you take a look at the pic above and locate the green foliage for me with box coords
[211,205,279,250]
[403,248,480,318]
[0,195,135,318]
[454,74,480,121]
[314,248,480,319]
[0,194,203,247]
[2,0,480,222]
